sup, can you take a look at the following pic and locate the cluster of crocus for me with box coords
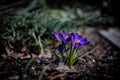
[54,30,89,67]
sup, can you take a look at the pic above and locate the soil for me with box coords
[0,29,120,80]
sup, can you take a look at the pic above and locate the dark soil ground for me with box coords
[0,29,120,80]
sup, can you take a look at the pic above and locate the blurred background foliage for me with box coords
[0,0,117,53]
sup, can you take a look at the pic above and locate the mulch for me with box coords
[0,29,120,80]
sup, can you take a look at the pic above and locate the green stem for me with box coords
[69,42,75,67]
[61,42,65,62]
[38,36,44,54]
[77,47,95,59]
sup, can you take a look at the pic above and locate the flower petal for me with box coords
[58,44,63,53]
[81,41,90,46]
[54,32,62,42]
[81,37,87,41]
[71,33,76,45]
[75,43,81,48]
[60,30,67,39]
[64,37,71,44]
[77,34,82,40]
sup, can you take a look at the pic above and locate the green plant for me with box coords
[32,32,44,54]
[53,30,91,68]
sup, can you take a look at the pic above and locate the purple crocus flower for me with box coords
[53,30,90,67]
[71,33,89,48]
[54,30,71,44]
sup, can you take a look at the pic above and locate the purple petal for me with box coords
[81,41,90,46]
[58,44,63,53]
[69,33,74,36]
[81,37,87,41]
[75,33,79,41]
[80,37,89,46]
[64,37,71,44]
[75,43,81,48]
[60,30,67,39]
[54,32,62,42]
[77,35,82,40]
[71,33,76,45]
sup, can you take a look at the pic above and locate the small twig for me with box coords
[49,72,67,80]
[38,64,50,80]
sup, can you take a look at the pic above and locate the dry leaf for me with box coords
[55,62,78,73]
